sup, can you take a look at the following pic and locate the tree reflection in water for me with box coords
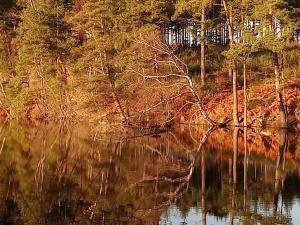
[0,123,299,225]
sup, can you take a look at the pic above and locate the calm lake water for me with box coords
[0,123,299,225]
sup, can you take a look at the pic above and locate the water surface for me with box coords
[0,123,299,225]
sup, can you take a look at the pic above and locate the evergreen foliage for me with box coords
[0,0,298,126]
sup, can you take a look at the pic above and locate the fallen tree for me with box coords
[127,34,231,128]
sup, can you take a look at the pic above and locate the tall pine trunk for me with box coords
[99,16,128,124]
[232,65,239,126]
[200,8,206,85]
[222,0,239,126]
[223,0,234,79]
[243,61,247,127]
[273,53,287,128]
[110,80,128,124]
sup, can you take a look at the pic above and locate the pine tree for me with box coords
[252,0,297,127]
[15,0,71,96]
[175,0,215,85]
[68,0,130,122]
[0,0,19,114]
[5,0,74,119]
[222,0,257,127]
[0,0,17,79]
[221,0,241,126]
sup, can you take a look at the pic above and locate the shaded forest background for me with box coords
[0,0,300,129]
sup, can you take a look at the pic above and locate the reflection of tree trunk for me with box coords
[273,129,288,215]
[35,130,46,191]
[243,127,248,211]
[131,127,216,212]
[201,150,206,225]
[230,214,234,225]
[230,128,238,225]
[228,157,232,185]
[200,8,206,86]
[233,128,238,187]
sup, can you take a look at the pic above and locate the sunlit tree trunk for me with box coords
[268,11,288,128]
[98,17,128,124]
[110,80,128,124]
[57,56,68,84]
[222,0,234,80]
[36,57,46,104]
[273,53,288,128]
[233,66,239,126]
[1,30,15,75]
[222,0,239,126]
[243,61,247,127]
[200,8,206,85]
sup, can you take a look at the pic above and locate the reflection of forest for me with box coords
[0,123,299,224]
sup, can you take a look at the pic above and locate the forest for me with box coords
[0,0,300,130]
[1,1,300,224]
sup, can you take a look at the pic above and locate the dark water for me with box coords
[0,123,299,225]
